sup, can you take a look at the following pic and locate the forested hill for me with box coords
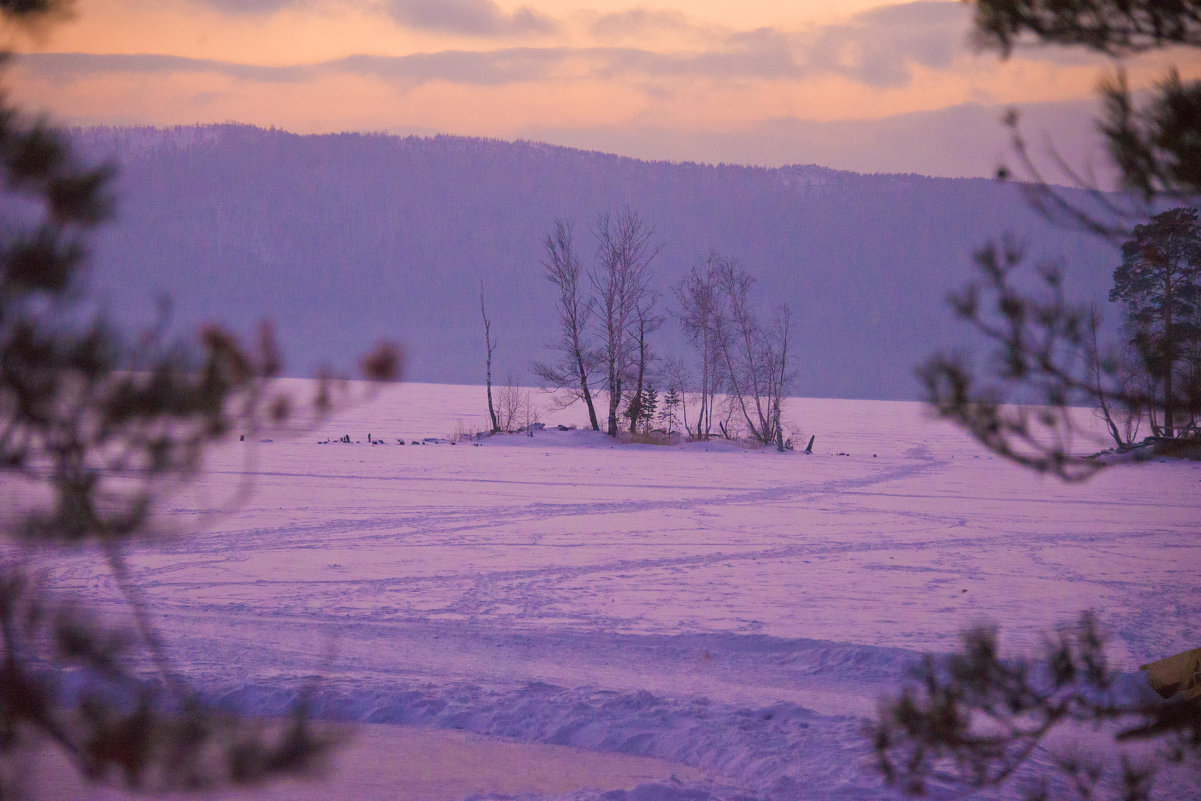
[76,124,1116,401]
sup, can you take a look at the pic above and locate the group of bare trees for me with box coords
[532,208,795,449]
[674,254,793,447]
[534,207,664,437]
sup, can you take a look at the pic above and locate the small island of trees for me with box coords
[479,207,799,451]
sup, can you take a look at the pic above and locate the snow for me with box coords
[38,723,706,801]
[22,382,1201,800]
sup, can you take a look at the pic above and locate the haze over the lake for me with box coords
[13,0,1197,177]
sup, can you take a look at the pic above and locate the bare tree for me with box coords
[533,220,600,430]
[711,256,794,448]
[626,293,663,433]
[674,256,724,440]
[495,375,539,432]
[480,282,500,434]
[764,305,794,451]
[1089,305,1146,449]
[591,208,660,437]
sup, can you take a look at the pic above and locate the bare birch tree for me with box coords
[674,255,725,439]
[711,256,794,448]
[495,374,539,432]
[480,282,500,433]
[764,305,794,451]
[591,208,659,436]
[532,220,601,430]
[626,293,663,433]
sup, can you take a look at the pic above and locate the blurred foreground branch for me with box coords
[872,612,1201,801]
[0,1,401,796]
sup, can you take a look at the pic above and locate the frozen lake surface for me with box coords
[32,382,1201,799]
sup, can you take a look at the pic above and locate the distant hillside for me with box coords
[75,125,1116,401]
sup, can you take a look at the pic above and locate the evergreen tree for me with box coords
[658,387,682,434]
[639,383,659,432]
[1110,207,1201,436]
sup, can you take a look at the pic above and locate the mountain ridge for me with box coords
[76,124,1117,401]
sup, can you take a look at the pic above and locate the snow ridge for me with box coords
[216,678,886,800]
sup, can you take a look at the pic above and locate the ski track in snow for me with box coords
[25,386,1201,801]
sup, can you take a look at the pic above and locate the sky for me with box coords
[6,0,1195,177]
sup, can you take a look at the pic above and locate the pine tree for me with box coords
[639,383,659,432]
[1110,207,1201,437]
[659,387,681,433]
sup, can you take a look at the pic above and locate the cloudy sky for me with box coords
[8,0,1192,177]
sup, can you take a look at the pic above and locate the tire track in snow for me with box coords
[157,454,947,555]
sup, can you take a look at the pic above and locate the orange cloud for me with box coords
[10,0,1193,174]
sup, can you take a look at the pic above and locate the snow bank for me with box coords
[214,675,882,799]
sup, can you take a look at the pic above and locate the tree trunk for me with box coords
[480,284,500,434]
[628,314,648,433]
[575,351,600,431]
[1163,282,1175,438]
[608,374,621,436]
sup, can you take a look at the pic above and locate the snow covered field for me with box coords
[29,382,1201,799]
